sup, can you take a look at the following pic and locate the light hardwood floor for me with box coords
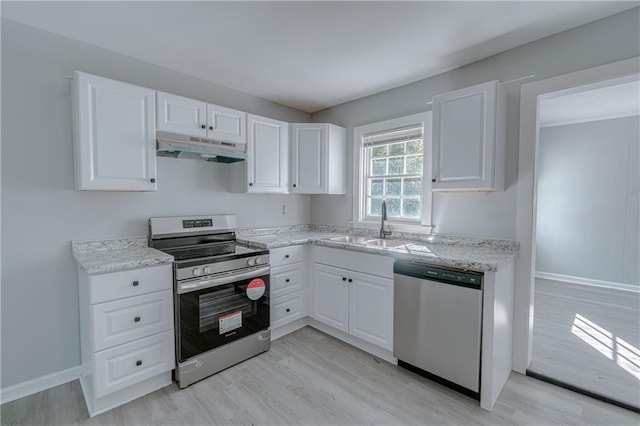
[2,326,639,425]
[530,278,640,409]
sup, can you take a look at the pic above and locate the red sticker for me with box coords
[247,278,266,300]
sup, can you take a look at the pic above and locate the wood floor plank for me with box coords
[530,278,640,409]
[2,326,639,425]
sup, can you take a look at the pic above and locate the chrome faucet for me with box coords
[380,200,392,239]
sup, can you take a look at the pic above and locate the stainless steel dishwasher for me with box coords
[394,261,483,399]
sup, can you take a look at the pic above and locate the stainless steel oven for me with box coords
[149,214,271,388]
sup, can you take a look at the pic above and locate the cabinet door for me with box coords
[247,114,288,193]
[432,81,497,191]
[207,104,246,144]
[348,271,393,350]
[291,124,327,193]
[156,91,207,137]
[74,71,157,191]
[312,264,348,333]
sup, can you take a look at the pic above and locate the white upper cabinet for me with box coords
[156,91,246,144]
[207,104,246,144]
[73,71,157,191]
[290,123,346,194]
[246,114,289,193]
[156,92,207,137]
[431,80,506,191]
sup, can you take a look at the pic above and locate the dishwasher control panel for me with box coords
[394,261,483,289]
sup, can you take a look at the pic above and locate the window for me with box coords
[353,112,432,231]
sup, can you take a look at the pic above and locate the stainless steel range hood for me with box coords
[156,131,246,163]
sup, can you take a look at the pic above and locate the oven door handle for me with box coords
[178,266,270,294]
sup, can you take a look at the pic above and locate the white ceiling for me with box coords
[539,79,640,127]
[2,1,637,113]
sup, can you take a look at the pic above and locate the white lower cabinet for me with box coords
[78,264,175,417]
[312,247,394,351]
[312,264,349,333]
[269,246,308,335]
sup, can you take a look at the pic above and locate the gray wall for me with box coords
[536,116,639,286]
[0,19,310,388]
[310,7,640,240]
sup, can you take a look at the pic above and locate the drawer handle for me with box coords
[132,281,139,287]
[285,278,290,283]
[134,316,141,323]
[286,308,291,313]
[136,360,142,366]
[285,254,290,259]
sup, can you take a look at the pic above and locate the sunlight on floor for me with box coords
[571,313,640,380]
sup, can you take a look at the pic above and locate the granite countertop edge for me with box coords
[72,237,174,275]
[237,232,518,272]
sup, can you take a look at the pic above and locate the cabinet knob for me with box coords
[286,308,291,313]
[132,281,139,287]
[249,183,253,186]
[209,126,214,130]
[150,178,156,183]
[348,278,353,283]
[285,254,290,259]
[432,178,436,183]
[342,277,347,281]
[201,124,206,129]
[285,278,290,283]
[136,360,142,366]
[293,184,297,188]
[134,316,141,323]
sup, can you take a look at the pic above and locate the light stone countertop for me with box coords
[72,237,174,275]
[238,226,518,272]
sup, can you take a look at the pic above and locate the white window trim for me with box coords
[352,111,433,234]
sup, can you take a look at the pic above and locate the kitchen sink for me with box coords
[329,235,370,244]
[363,239,409,248]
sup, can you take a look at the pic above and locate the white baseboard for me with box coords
[535,271,639,293]
[1,365,81,404]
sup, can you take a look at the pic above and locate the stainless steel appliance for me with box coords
[393,261,483,400]
[149,214,270,388]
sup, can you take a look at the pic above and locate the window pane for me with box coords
[403,178,421,196]
[386,179,401,196]
[371,159,386,175]
[370,179,383,196]
[369,197,383,216]
[389,142,404,156]
[406,140,423,154]
[388,157,404,174]
[386,198,401,217]
[371,146,387,158]
[403,199,421,218]
[406,155,423,174]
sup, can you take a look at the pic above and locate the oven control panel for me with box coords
[182,219,213,229]
[178,253,271,281]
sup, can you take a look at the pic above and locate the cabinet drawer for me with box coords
[271,292,304,329]
[92,290,173,352]
[93,330,174,398]
[271,264,304,298]
[270,245,305,268]
[89,265,172,304]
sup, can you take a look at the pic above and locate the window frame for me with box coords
[353,111,433,233]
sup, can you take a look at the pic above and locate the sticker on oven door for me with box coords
[246,278,266,300]
[219,311,242,334]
